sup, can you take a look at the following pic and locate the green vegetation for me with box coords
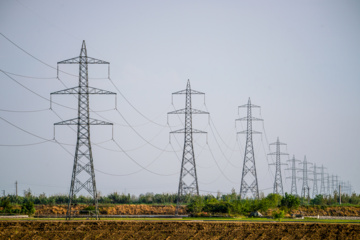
[272,210,285,222]
[186,193,287,216]
[0,197,35,216]
[281,193,300,213]
[21,201,35,215]
[1,189,359,217]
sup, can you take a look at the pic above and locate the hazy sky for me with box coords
[0,0,359,198]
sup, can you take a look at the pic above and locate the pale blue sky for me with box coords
[0,0,359,197]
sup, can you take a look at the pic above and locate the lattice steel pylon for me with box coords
[311,163,319,198]
[298,156,313,199]
[236,98,262,199]
[325,173,331,196]
[168,80,209,214]
[286,155,301,196]
[268,137,288,196]
[52,41,116,220]
[319,165,327,195]
[334,175,339,193]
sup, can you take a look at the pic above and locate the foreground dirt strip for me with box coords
[0,220,360,239]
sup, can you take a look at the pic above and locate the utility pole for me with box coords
[286,155,301,196]
[15,181,18,197]
[52,41,116,220]
[311,164,319,198]
[236,98,262,199]
[319,165,326,195]
[268,137,288,196]
[168,80,209,215]
[299,156,312,200]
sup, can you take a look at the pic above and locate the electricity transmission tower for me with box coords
[168,80,209,214]
[319,165,327,195]
[52,41,116,219]
[334,175,339,193]
[268,137,288,196]
[299,156,312,200]
[286,155,301,196]
[325,173,331,196]
[236,98,262,199]
[311,164,319,198]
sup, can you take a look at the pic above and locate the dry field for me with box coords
[34,204,360,217]
[35,204,187,216]
[0,220,360,239]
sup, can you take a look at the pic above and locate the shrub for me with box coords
[21,201,35,215]
[272,210,285,222]
[80,205,96,214]
[281,193,300,213]
[186,196,204,214]
[311,195,325,206]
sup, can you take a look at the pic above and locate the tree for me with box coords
[272,210,285,222]
[0,198,12,212]
[280,193,300,213]
[186,196,204,214]
[21,201,35,215]
[311,194,325,206]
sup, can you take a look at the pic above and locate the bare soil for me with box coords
[0,220,359,239]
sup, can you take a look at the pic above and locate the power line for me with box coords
[0,69,57,80]
[0,108,49,113]
[108,77,170,127]
[112,139,178,177]
[207,142,238,184]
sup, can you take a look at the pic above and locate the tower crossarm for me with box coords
[170,128,207,134]
[172,89,205,95]
[269,163,288,166]
[270,141,287,146]
[237,130,261,134]
[58,56,110,65]
[235,116,263,122]
[51,86,116,95]
[285,167,301,171]
[54,118,113,125]
[168,108,209,115]
[268,152,289,156]
[238,103,260,109]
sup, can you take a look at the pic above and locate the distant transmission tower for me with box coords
[299,156,312,199]
[168,80,209,214]
[334,175,339,193]
[236,98,262,199]
[311,164,319,197]
[268,137,288,196]
[326,173,331,196]
[52,41,116,219]
[286,155,301,196]
[319,165,327,195]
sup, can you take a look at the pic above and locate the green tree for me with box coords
[272,210,285,222]
[311,194,325,206]
[21,201,35,215]
[280,193,300,213]
[186,196,204,214]
[0,198,12,212]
